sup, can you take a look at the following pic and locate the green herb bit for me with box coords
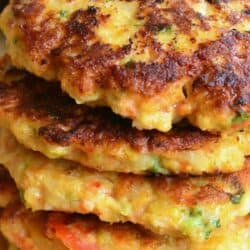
[13,37,18,44]
[133,22,143,28]
[204,229,212,240]
[19,189,25,204]
[211,219,221,228]
[151,24,172,34]
[230,190,245,204]
[189,208,202,217]
[232,111,249,124]
[59,10,69,18]
[150,157,169,175]
[160,25,172,34]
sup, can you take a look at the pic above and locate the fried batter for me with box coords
[0,0,249,131]
[2,203,250,250]
[1,128,250,240]
[0,75,249,174]
[0,204,67,250]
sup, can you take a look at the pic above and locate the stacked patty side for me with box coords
[0,0,249,132]
[0,75,249,175]
[1,127,250,241]
[0,0,250,249]
[0,160,249,250]
[2,203,250,250]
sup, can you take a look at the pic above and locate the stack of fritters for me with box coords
[0,0,249,249]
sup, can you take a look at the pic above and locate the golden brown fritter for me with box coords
[0,203,67,250]
[2,203,250,250]
[1,127,250,240]
[0,0,249,132]
[46,214,250,250]
[0,74,249,174]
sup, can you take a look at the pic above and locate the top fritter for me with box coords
[0,0,249,132]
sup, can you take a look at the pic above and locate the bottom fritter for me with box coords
[2,203,250,250]
[0,154,249,250]
[1,127,250,241]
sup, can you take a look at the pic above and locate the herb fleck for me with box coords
[150,157,169,175]
[230,190,245,204]
[151,24,172,34]
[13,37,18,44]
[19,189,25,204]
[204,230,212,240]
[59,10,69,18]
[232,111,249,124]
[190,208,202,217]
[211,219,221,228]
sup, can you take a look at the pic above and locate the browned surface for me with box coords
[1,0,250,131]
[0,75,219,153]
[0,203,67,250]
[1,204,177,250]
[192,31,250,113]
[113,158,250,206]
[5,0,249,96]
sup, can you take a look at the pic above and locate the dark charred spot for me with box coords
[148,129,219,152]
[50,47,63,56]
[40,59,48,65]
[148,23,171,33]
[0,0,8,12]
[192,67,249,108]
[0,74,221,153]
[206,70,240,88]
[87,6,98,14]
[155,0,164,3]
[68,20,89,36]
[67,9,98,38]
[235,97,247,106]
[244,9,250,15]
[192,30,250,109]
[124,60,136,69]
[205,0,227,5]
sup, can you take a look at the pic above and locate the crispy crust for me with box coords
[0,203,67,250]
[7,0,248,94]
[46,213,250,250]
[3,75,249,174]
[1,0,249,131]
[1,128,250,239]
[0,76,218,151]
[3,204,250,250]
[1,74,250,174]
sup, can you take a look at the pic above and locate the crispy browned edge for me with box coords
[0,73,220,153]
[8,0,250,119]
